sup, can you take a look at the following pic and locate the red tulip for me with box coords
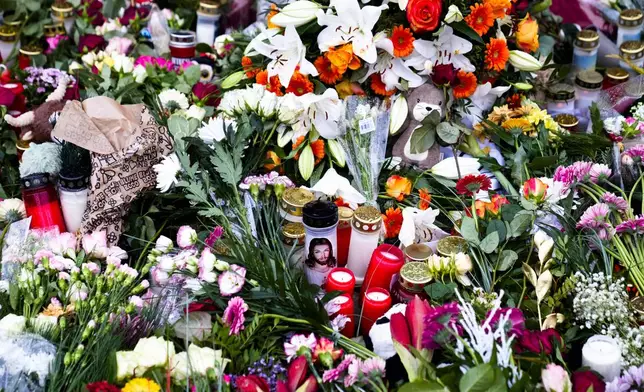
[406,295,431,350]
[390,312,411,347]
[297,375,319,392]
[236,375,270,392]
[523,178,548,204]
[287,356,309,392]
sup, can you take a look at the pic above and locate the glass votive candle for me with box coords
[546,83,576,116]
[196,1,221,46]
[346,206,383,285]
[554,114,580,133]
[169,30,197,68]
[581,335,622,382]
[391,262,432,304]
[573,29,600,73]
[360,288,392,336]
[302,200,339,287]
[51,2,75,35]
[58,175,89,233]
[281,222,306,268]
[43,22,66,39]
[619,40,644,73]
[575,70,603,115]
[336,206,353,267]
[603,67,630,89]
[21,173,66,232]
[618,9,643,48]
[0,25,19,64]
[280,187,314,223]
[18,46,42,70]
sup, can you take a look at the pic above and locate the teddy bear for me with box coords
[391,83,447,169]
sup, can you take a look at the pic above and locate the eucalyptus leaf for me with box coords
[410,124,436,154]
[510,212,532,237]
[437,122,460,144]
[459,363,496,392]
[479,232,499,254]
[460,216,479,244]
[497,250,518,271]
[486,220,506,243]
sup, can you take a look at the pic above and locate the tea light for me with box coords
[575,70,603,116]
[619,40,644,74]
[330,294,355,338]
[618,9,643,48]
[573,29,600,73]
[360,288,392,335]
[196,1,221,46]
[326,268,356,295]
[169,30,197,68]
[581,335,622,382]
[546,83,576,116]
[360,244,405,297]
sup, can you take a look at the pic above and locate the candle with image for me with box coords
[302,201,339,287]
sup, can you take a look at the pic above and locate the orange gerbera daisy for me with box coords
[485,38,509,72]
[382,207,403,239]
[390,25,415,58]
[453,71,477,99]
[418,188,432,210]
[267,4,279,29]
[314,56,343,85]
[310,139,325,164]
[483,0,511,19]
[285,71,314,96]
[370,74,395,97]
[264,150,281,171]
[256,70,284,96]
[386,175,412,201]
[241,56,259,79]
[292,136,305,160]
[327,44,361,73]
[465,3,494,36]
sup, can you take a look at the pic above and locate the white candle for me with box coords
[366,291,389,302]
[331,270,353,283]
[59,188,88,233]
[581,335,622,382]
[346,229,379,284]
[334,295,350,305]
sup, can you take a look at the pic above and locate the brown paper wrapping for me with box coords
[52,97,173,245]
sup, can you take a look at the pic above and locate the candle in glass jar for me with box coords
[360,244,404,297]
[196,1,221,45]
[575,70,603,117]
[336,207,353,267]
[572,30,599,73]
[280,187,314,223]
[360,288,391,336]
[617,9,643,48]
[620,41,644,74]
[546,83,576,116]
[59,188,88,233]
[329,294,355,338]
[21,173,66,232]
[326,267,356,295]
[51,3,75,35]
[581,335,622,382]
[604,68,630,89]
[169,30,197,68]
[302,200,339,287]
[346,206,383,285]
[404,243,432,263]
[0,25,19,64]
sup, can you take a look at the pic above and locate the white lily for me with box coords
[245,25,317,87]
[444,5,463,23]
[271,1,322,27]
[430,157,480,179]
[458,82,511,127]
[405,26,474,75]
[296,88,344,139]
[399,207,441,247]
[389,95,408,135]
[316,0,387,64]
[307,168,366,208]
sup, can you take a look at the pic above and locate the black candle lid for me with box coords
[59,175,89,191]
[21,173,52,190]
[575,70,603,90]
[546,83,575,102]
[303,200,338,228]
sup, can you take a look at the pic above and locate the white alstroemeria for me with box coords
[359,33,423,90]
[399,207,441,247]
[459,82,511,127]
[444,5,463,23]
[185,105,206,121]
[430,157,480,179]
[316,0,387,64]
[405,26,474,75]
[296,88,344,139]
[245,25,317,87]
[241,84,266,112]
[153,153,182,192]
[307,168,366,208]
[277,93,305,124]
[198,116,238,144]
[113,54,134,74]
[271,1,321,27]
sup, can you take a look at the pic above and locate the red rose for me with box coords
[516,328,562,355]
[86,381,120,392]
[78,34,106,53]
[572,370,605,392]
[192,82,220,107]
[120,6,150,25]
[431,64,457,87]
[236,375,270,392]
[406,0,442,34]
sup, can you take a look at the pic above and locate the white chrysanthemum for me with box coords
[198,116,237,144]
[159,89,189,110]
[153,153,182,193]
[0,199,26,223]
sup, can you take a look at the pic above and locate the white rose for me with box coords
[0,314,26,334]
[157,255,176,273]
[133,336,176,368]
[116,351,143,380]
[186,105,206,121]
[81,52,96,66]
[173,311,212,341]
[454,252,473,275]
[186,344,228,375]
[170,351,190,382]
[214,34,234,56]
[133,64,147,83]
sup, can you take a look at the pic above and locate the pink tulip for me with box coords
[405,295,431,350]
[390,312,411,347]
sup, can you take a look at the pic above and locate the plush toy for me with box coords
[3,76,68,143]
[392,84,447,169]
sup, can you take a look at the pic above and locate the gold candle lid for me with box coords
[282,222,305,246]
[404,243,432,262]
[575,70,603,90]
[606,67,630,81]
[399,262,432,292]
[281,187,314,217]
[574,29,599,50]
[0,25,17,42]
[554,114,579,129]
[19,45,42,56]
[44,23,66,37]
[51,2,74,18]
[4,18,23,29]
[198,0,223,15]
[351,206,382,234]
[546,83,575,102]
[620,40,644,60]
[338,206,354,221]
[16,139,31,150]
[620,9,643,27]
[436,236,468,256]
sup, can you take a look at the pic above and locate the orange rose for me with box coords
[386,175,412,201]
[406,0,442,34]
[515,14,539,53]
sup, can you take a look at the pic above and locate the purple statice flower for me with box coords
[616,216,644,235]
[421,302,462,350]
[243,357,286,392]
[576,203,611,230]
[222,296,248,335]
[606,364,644,392]
[589,164,612,183]
[322,354,355,383]
[204,226,224,247]
[601,192,629,213]
[487,308,525,338]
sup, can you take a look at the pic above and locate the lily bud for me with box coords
[221,70,246,90]
[509,50,542,71]
[444,4,464,23]
[327,139,346,168]
[298,145,315,180]
[513,82,533,91]
[270,1,321,27]
[390,95,408,135]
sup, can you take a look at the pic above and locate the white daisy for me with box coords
[198,116,237,144]
[153,153,182,193]
[0,198,26,223]
[159,89,189,110]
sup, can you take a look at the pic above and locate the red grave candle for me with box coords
[360,287,392,336]
[360,244,405,298]
[21,174,66,232]
[326,267,356,295]
[330,294,355,338]
[336,207,353,267]
[169,30,197,68]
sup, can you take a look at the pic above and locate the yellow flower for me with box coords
[102,55,115,69]
[515,14,539,53]
[527,108,549,126]
[487,104,513,124]
[502,118,534,136]
[121,378,161,392]
[543,117,559,131]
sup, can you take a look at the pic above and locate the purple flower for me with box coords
[589,164,612,183]
[45,35,68,54]
[222,296,249,335]
[205,226,224,247]
[487,308,525,338]
[554,161,594,187]
[322,354,355,382]
[601,192,629,213]
[360,357,386,376]
[607,364,644,392]
[616,216,644,235]
[344,357,362,387]
[623,144,644,162]
[625,117,637,126]
[421,302,461,350]
[576,203,611,230]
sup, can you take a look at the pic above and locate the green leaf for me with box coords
[510,146,528,184]
[486,219,506,243]
[501,204,522,222]
[527,156,557,170]
[198,207,224,218]
[437,122,460,144]
[479,232,499,254]
[426,281,457,301]
[421,109,441,127]
[460,216,479,245]
[211,144,243,187]
[497,250,518,271]
[410,124,436,154]
[9,283,19,311]
[459,363,496,392]
[167,115,193,140]
[510,212,532,237]
[182,65,201,86]
[451,21,484,44]
[398,381,447,392]
[393,341,421,382]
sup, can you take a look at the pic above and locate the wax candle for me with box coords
[58,175,90,233]
[554,114,579,134]
[329,294,355,338]
[336,207,353,267]
[620,41,644,75]
[346,206,383,285]
[326,268,356,295]
[581,335,622,382]
[302,200,339,287]
[360,288,392,336]
[51,2,75,35]
[281,222,306,269]
[196,1,221,46]
[604,68,630,89]
[21,173,66,232]
[169,31,197,68]
[391,262,432,304]
[617,9,643,48]
[572,30,599,73]
[0,25,19,64]
[18,46,41,70]
[575,70,603,117]
[546,84,575,116]
[360,244,404,297]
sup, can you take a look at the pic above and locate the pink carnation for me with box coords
[218,265,246,296]
[222,296,248,335]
